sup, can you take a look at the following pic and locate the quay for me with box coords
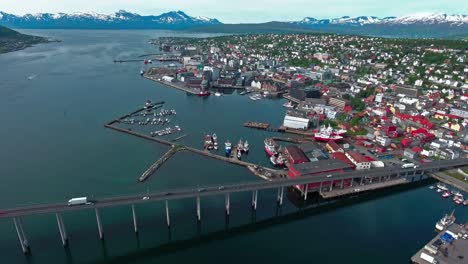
[143,75,199,95]
[427,171,468,193]
[139,146,185,182]
[411,223,468,264]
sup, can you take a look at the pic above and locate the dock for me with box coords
[143,75,199,95]
[411,223,468,264]
[244,121,270,130]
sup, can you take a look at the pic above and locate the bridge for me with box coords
[2,158,467,254]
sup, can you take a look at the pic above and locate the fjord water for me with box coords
[0,30,466,264]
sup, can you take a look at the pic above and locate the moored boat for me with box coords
[283,101,294,108]
[198,90,211,97]
[453,195,464,205]
[442,191,452,198]
[270,155,285,167]
[264,138,278,156]
[314,132,343,142]
[243,140,249,154]
[436,183,448,191]
[435,211,455,232]
[214,92,222,97]
[212,133,218,151]
[204,134,214,150]
[224,140,232,157]
[237,149,242,160]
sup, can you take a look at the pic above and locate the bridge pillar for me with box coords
[252,190,258,210]
[379,176,382,183]
[360,176,364,185]
[330,182,333,192]
[350,178,354,187]
[13,217,29,254]
[319,181,323,193]
[340,179,344,189]
[131,204,138,233]
[225,193,230,215]
[303,184,308,200]
[196,196,201,221]
[277,187,284,206]
[55,213,68,246]
[165,200,170,228]
[95,208,104,240]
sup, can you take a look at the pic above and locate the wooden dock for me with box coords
[244,121,270,130]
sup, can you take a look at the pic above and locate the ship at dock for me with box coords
[435,211,456,232]
[212,133,218,151]
[264,138,278,157]
[203,134,214,150]
[224,140,232,157]
[313,125,346,142]
[270,155,285,167]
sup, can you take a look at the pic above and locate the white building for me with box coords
[283,112,309,130]
[376,135,391,147]
[345,151,371,170]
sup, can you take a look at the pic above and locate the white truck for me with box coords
[402,163,418,169]
[67,197,89,206]
[420,252,438,264]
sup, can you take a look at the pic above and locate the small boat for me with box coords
[453,195,464,205]
[212,133,218,151]
[198,90,211,97]
[240,91,247,95]
[442,191,452,198]
[237,149,242,160]
[214,92,222,97]
[435,211,455,232]
[314,132,343,142]
[26,74,38,80]
[283,101,294,108]
[237,139,244,153]
[224,140,232,157]
[436,188,443,193]
[436,183,448,191]
[264,138,278,157]
[204,134,214,150]
[428,186,435,190]
[464,199,468,206]
[140,70,145,76]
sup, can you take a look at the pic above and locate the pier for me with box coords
[139,146,185,182]
[243,121,270,130]
[143,75,199,95]
[427,171,468,193]
[411,222,468,264]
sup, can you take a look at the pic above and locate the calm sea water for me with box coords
[0,30,466,264]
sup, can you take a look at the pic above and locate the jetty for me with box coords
[143,74,199,95]
[244,121,270,130]
[139,146,184,182]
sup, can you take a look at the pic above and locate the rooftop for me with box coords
[289,159,354,175]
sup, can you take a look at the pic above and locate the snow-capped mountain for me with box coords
[0,10,221,29]
[295,13,468,27]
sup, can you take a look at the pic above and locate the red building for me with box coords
[331,152,355,168]
[288,159,354,192]
[285,145,309,164]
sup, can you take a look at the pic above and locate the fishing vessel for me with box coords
[237,149,242,160]
[435,211,455,231]
[224,140,232,157]
[314,131,343,142]
[270,155,285,167]
[204,134,214,150]
[237,139,244,153]
[264,138,278,156]
[243,140,249,154]
[144,100,153,110]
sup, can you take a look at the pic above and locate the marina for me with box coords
[411,215,467,264]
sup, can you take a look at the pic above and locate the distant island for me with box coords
[0,25,50,54]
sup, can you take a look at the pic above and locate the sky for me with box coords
[0,0,467,23]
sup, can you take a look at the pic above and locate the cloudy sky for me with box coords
[0,0,466,23]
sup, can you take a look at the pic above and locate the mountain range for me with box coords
[0,10,467,37]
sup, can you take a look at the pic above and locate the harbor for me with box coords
[411,212,467,264]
